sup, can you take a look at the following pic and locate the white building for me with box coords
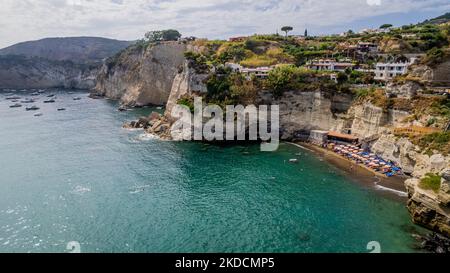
[374,58,417,81]
[225,63,274,79]
[306,59,355,72]
[309,130,329,145]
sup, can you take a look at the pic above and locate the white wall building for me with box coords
[374,58,417,81]
[306,59,355,72]
[225,63,274,79]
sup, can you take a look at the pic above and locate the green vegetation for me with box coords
[380,24,393,29]
[184,51,209,73]
[419,173,442,193]
[423,47,447,66]
[177,97,195,113]
[145,29,182,42]
[415,132,450,155]
[353,87,376,99]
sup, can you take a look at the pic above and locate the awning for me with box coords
[328,131,359,141]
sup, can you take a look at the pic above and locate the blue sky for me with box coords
[0,0,449,48]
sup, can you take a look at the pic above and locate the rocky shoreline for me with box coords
[102,39,450,243]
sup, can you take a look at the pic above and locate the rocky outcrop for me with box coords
[406,172,450,237]
[370,134,450,176]
[371,135,418,174]
[408,59,450,84]
[386,81,423,99]
[258,90,353,140]
[165,61,208,116]
[93,42,187,106]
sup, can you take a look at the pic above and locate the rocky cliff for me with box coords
[0,55,98,89]
[93,42,187,106]
[406,171,450,237]
[257,90,353,140]
[0,37,131,89]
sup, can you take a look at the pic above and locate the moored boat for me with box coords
[26,105,40,111]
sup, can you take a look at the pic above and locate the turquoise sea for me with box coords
[0,89,425,253]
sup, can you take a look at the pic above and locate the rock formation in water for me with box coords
[406,171,450,238]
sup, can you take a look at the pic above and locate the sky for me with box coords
[0,0,449,48]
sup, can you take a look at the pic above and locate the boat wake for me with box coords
[71,185,91,195]
[129,185,151,194]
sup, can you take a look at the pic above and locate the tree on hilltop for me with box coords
[380,24,393,29]
[281,26,293,38]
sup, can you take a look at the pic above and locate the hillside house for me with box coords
[357,42,378,54]
[306,59,355,72]
[374,58,417,81]
[225,63,274,79]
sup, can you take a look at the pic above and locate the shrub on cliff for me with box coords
[177,97,195,113]
[216,44,248,63]
[266,65,316,97]
[423,47,447,66]
[420,173,442,193]
[184,51,209,73]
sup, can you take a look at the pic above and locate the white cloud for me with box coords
[0,0,448,48]
[367,0,382,6]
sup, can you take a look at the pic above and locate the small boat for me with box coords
[26,105,40,111]
[57,108,66,111]
[38,89,45,94]
[11,100,19,103]
[73,97,82,101]
[9,103,22,108]
[6,96,21,100]
[47,94,55,98]
[21,98,35,103]
[118,106,128,112]
[43,99,56,103]
[156,106,163,110]
[289,159,299,163]
[31,92,40,96]
[34,113,43,117]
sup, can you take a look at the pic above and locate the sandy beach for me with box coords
[289,142,409,201]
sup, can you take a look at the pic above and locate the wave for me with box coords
[286,142,314,152]
[136,133,160,141]
[373,177,408,197]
